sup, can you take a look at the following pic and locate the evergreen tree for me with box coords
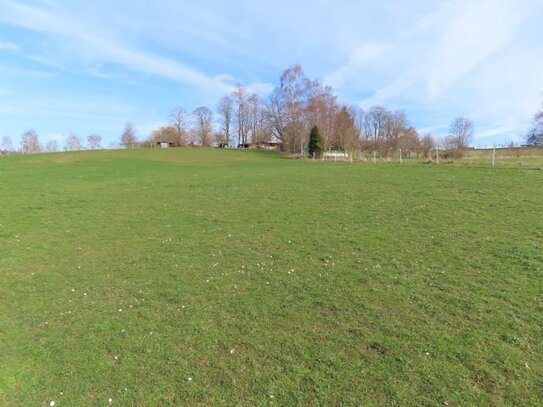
[307,125,324,158]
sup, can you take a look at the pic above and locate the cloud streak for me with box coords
[0,0,235,95]
[0,40,19,50]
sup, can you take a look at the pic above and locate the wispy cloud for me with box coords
[325,43,394,89]
[0,65,56,78]
[424,0,527,98]
[0,40,19,50]
[0,0,234,95]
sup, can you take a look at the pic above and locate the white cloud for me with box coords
[0,0,233,95]
[246,81,274,96]
[325,43,393,88]
[0,40,19,50]
[424,0,527,98]
[475,124,517,140]
[359,80,413,109]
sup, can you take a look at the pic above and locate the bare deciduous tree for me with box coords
[526,102,543,146]
[363,106,390,143]
[186,128,198,147]
[359,106,421,157]
[193,106,214,146]
[1,136,13,153]
[383,110,408,149]
[64,134,83,151]
[267,65,321,153]
[247,93,271,145]
[21,130,41,154]
[445,117,474,159]
[217,96,233,146]
[307,86,339,150]
[120,122,137,148]
[334,106,359,150]
[397,127,420,157]
[449,117,474,147]
[232,85,250,146]
[419,133,436,159]
[87,134,102,150]
[349,105,365,145]
[169,107,188,146]
[45,140,59,153]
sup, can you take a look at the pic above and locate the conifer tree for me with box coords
[308,125,324,158]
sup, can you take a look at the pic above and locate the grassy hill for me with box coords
[1,148,541,405]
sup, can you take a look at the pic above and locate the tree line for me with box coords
[138,64,478,158]
[1,131,103,155]
[2,64,542,156]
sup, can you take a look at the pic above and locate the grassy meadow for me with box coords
[0,148,542,406]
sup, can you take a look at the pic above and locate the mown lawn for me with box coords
[0,148,541,406]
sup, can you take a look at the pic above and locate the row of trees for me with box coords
[0,131,103,155]
[8,64,540,156]
[140,87,272,148]
[139,65,476,157]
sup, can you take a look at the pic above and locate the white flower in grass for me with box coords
[50,402,55,407]
[108,398,113,404]
[187,377,192,381]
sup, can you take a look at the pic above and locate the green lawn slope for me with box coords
[1,148,541,406]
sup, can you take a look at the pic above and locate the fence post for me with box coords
[492,147,496,166]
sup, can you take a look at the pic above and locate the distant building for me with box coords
[156,141,173,148]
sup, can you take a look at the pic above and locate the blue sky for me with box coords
[1,0,542,148]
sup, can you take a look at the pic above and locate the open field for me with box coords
[1,148,542,406]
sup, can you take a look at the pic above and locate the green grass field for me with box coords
[1,148,542,406]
